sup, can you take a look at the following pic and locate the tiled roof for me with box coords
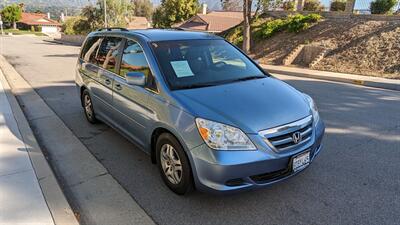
[19,13,61,26]
[127,16,150,29]
[178,11,244,33]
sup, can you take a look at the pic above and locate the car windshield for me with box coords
[151,39,267,90]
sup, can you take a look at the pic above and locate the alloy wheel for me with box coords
[84,94,93,119]
[160,144,183,184]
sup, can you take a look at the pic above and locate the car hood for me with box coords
[171,77,311,133]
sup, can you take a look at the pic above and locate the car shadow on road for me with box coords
[43,54,80,58]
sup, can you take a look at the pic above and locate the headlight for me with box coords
[303,94,320,124]
[195,118,256,150]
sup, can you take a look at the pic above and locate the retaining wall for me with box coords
[56,34,86,46]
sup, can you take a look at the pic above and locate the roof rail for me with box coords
[97,27,129,32]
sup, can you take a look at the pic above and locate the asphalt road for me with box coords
[2,36,400,225]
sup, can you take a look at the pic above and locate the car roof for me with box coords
[93,29,223,42]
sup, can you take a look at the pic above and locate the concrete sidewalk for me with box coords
[261,64,400,91]
[0,71,54,224]
[0,68,79,225]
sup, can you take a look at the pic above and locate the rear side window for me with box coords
[95,37,123,74]
[81,36,102,64]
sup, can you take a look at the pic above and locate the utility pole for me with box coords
[104,0,108,27]
[0,15,3,36]
[0,14,3,55]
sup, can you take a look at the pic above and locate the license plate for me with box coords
[292,151,310,172]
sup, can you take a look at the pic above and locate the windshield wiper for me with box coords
[230,75,266,83]
[175,76,265,90]
[176,83,217,90]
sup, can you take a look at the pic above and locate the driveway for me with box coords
[2,36,399,225]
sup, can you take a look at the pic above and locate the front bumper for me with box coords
[188,119,325,194]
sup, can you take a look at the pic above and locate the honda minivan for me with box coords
[75,28,325,195]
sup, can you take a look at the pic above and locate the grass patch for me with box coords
[255,14,322,39]
[1,29,47,36]
[222,13,322,47]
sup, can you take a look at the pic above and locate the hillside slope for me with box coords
[249,19,400,79]
[314,24,400,78]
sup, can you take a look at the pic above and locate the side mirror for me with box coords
[126,71,146,86]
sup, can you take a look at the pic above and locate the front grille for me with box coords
[259,115,313,152]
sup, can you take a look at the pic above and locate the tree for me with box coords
[242,0,252,53]
[282,1,296,10]
[98,0,134,27]
[1,4,22,29]
[220,0,242,11]
[152,0,199,28]
[370,0,397,14]
[132,0,153,19]
[259,0,284,11]
[330,0,346,11]
[303,0,324,11]
[80,5,101,30]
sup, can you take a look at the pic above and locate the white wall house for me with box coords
[18,13,61,35]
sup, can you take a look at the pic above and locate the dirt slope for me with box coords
[250,19,400,79]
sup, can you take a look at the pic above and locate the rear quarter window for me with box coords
[80,36,102,64]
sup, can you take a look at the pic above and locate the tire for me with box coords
[156,133,194,195]
[81,89,98,124]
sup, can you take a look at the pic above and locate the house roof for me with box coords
[177,11,244,33]
[19,13,61,26]
[127,16,150,29]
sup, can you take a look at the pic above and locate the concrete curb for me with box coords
[261,64,400,91]
[0,57,80,225]
[0,54,156,225]
[44,39,82,47]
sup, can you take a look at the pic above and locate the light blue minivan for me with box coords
[76,28,325,195]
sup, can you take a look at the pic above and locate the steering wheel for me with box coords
[214,61,227,70]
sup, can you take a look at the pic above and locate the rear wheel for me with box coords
[82,89,98,124]
[156,133,193,195]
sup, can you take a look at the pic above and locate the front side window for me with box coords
[96,37,123,73]
[151,39,266,90]
[120,40,156,90]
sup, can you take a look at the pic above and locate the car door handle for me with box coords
[105,79,111,85]
[115,83,122,91]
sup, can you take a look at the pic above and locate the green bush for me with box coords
[62,17,79,35]
[224,26,243,46]
[283,1,296,11]
[255,13,322,38]
[287,13,322,32]
[256,19,288,38]
[303,0,324,11]
[62,16,92,35]
[370,0,397,14]
[330,0,347,11]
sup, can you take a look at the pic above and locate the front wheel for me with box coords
[81,89,98,124]
[156,133,193,195]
